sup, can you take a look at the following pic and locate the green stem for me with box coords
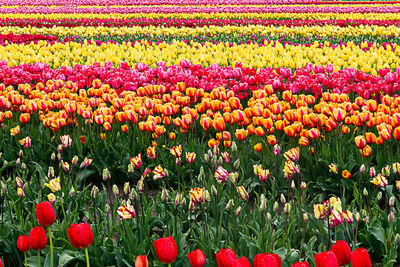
[168,264,172,267]
[48,227,53,267]
[85,247,90,267]
[38,250,41,267]
[24,252,27,267]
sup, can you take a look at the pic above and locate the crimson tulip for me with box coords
[231,256,251,267]
[67,222,93,249]
[135,255,149,267]
[291,261,311,267]
[17,235,30,252]
[30,226,47,250]
[351,248,371,267]
[188,249,205,267]
[332,240,351,266]
[216,247,237,267]
[154,236,178,264]
[0,257,2,267]
[254,253,282,267]
[314,251,339,267]
[35,201,55,227]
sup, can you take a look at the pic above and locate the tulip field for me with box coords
[2,0,400,266]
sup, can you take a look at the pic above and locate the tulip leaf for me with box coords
[58,250,84,266]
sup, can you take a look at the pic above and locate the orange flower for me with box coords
[267,135,277,145]
[354,135,366,149]
[208,139,218,148]
[299,136,309,146]
[254,143,262,152]
[342,125,350,134]
[342,170,351,179]
[121,124,128,132]
[19,113,30,124]
[235,129,248,141]
[79,135,86,144]
[332,108,346,122]
[365,132,377,144]
[100,133,106,140]
[10,125,20,136]
[255,126,266,137]
[360,145,372,158]
[169,132,176,140]
[147,146,156,159]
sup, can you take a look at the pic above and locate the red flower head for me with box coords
[351,248,371,267]
[231,256,251,267]
[17,235,30,252]
[314,251,339,267]
[29,226,47,251]
[216,247,237,267]
[154,236,178,264]
[135,255,148,267]
[332,240,351,266]
[35,201,55,227]
[291,261,311,267]
[188,249,206,267]
[67,222,93,249]
[254,253,282,267]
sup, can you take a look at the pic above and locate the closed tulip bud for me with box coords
[273,201,279,213]
[128,163,135,174]
[280,194,286,204]
[203,190,210,202]
[369,167,376,177]
[16,158,20,166]
[204,153,210,163]
[377,192,383,201]
[3,160,7,167]
[198,166,204,182]
[102,168,111,181]
[48,166,54,178]
[388,211,395,223]
[57,144,63,153]
[225,199,234,211]
[231,141,237,153]
[233,159,240,170]
[303,212,309,222]
[21,162,27,170]
[112,184,119,196]
[291,180,295,189]
[71,155,79,165]
[79,162,85,169]
[15,176,23,188]
[363,188,368,196]
[164,168,169,177]
[18,150,23,158]
[355,212,361,222]
[17,187,25,198]
[259,194,267,213]
[284,203,291,215]
[174,193,183,206]
[360,164,366,174]
[213,146,220,156]
[130,188,138,201]
[266,212,272,221]
[62,161,69,172]
[69,187,75,198]
[105,203,111,214]
[137,179,144,192]
[389,196,395,207]
[361,209,367,218]
[161,188,168,202]
[395,233,400,244]
[1,181,6,197]
[301,181,307,190]
[124,182,130,195]
[382,165,391,177]
[91,185,99,199]
[235,206,242,216]
[364,216,369,223]
[211,185,218,196]
[218,156,223,165]
[47,193,56,204]
[272,229,276,238]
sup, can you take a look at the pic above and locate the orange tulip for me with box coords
[361,145,372,158]
[121,125,128,132]
[393,127,400,140]
[342,170,351,179]
[354,135,367,149]
[267,135,277,145]
[365,132,377,144]
[299,136,309,146]
[332,108,346,122]
[254,143,262,152]
[169,132,176,140]
[235,129,248,141]
[208,139,218,148]
[255,126,266,137]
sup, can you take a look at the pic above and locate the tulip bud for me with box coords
[395,233,400,244]
[3,160,7,167]
[16,158,21,166]
[130,188,138,201]
[211,185,217,196]
[174,193,183,206]
[377,192,383,201]
[15,176,23,188]
[102,168,111,181]
[300,181,307,190]
[363,188,368,196]
[389,196,395,207]
[388,211,395,223]
[266,212,272,221]
[369,167,376,177]
[21,162,27,170]
[213,146,219,156]
[48,193,56,204]
[291,180,295,189]
[273,201,279,213]
[91,185,99,199]
[176,157,181,166]
[18,150,23,158]
[71,155,79,165]
[0,181,6,197]
[112,184,119,196]
[49,152,55,161]
[228,172,238,184]
[359,164,366,174]
[57,144,63,153]
[128,163,135,174]
[284,203,291,215]
[272,229,276,238]
[198,166,204,182]
[79,162,85,169]
[69,187,75,198]
[48,166,55,178]
[164,168,169,177]
[105,203,111,214]
[303,212,309,223]
[233,159,240,170]
[225,199,234,211]
[161,188,168,202]
[182,198,187,207]
[280,194,286,204]
[137,179,144,192]
[203,190,211,202]
[235,206,242,216]
[364,216,369,224]
[57,153,62,161]
[355,212,361,223]
[218,156,223,165]
[231,141,237,153]
[361,209,367,218]
[273,144,280,156]
[259,194,267,213]
[123,182,130,195]
[204,153,210,163]
[17,187,25,198]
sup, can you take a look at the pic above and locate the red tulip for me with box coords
[314,251,339,267]
[29,226,47,250]
[216,247,237,267]
[0,257,2,267]
[231,256,251,267]
[35,201,55,227]
[351,248,371,267]
[135,255,148,267]
[254,253,282,267]
[291,261,310,267]
[188,249,205,267]
[67,222,93,249]
[154,236,178,264]
[17,235,30,252]
[332,240,351,266]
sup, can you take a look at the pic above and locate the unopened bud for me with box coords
[363,188,368,196]
[273,144,280,156]
[137,179,144,192]
[301,182,307,190]
[291,180,295,189]
[266,212,272,221]
[225,199,234,211]
[47,193,56,204]
[273,201,279,213]
[18,150,23,158]
[388,211,395,223]
[71,155,79,165]
[235,206,242,216]
[15,176,23,188]
[213,146,220,156]
[69,187,75,198]
[360,164,366,174]
[16,158,20,166]
[3,160,7,167]
[355,212,361,223]
[21,162,27,170]
[211,185,218,196]
[175,193,183,206]
[203,189,211,202]
[198,166,204,182]
[303,212,309,223]
[105,203,111,214]
[112,184,119,196]
[161,188,168,202]
[259,194,267,213]
[377,192,383,201]
[369,167,376,177]
[102,168,111,181]
[48,166,55,178]
[233,159,240,170]
[128,163,134,174]
[218,156,223,165]
[389,196,395,207]
[231,141,237,153]
[204,153,210,163]
[17,187,25,198]
[123,182,130,195]
[57,144,63,153]
[395,233,400,244]
[57,153,62,161]
[280,194,286,204]
[51,153,56,161]
[284,203,291,215]
[130,188,138,201]
[361,209,367,218]
[91,185,99,198]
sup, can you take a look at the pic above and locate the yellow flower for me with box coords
[45,177,61,192]
[117,202,136,220]
[314,204,325,219]
[10,125,20,136]
[47,193,56,204]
